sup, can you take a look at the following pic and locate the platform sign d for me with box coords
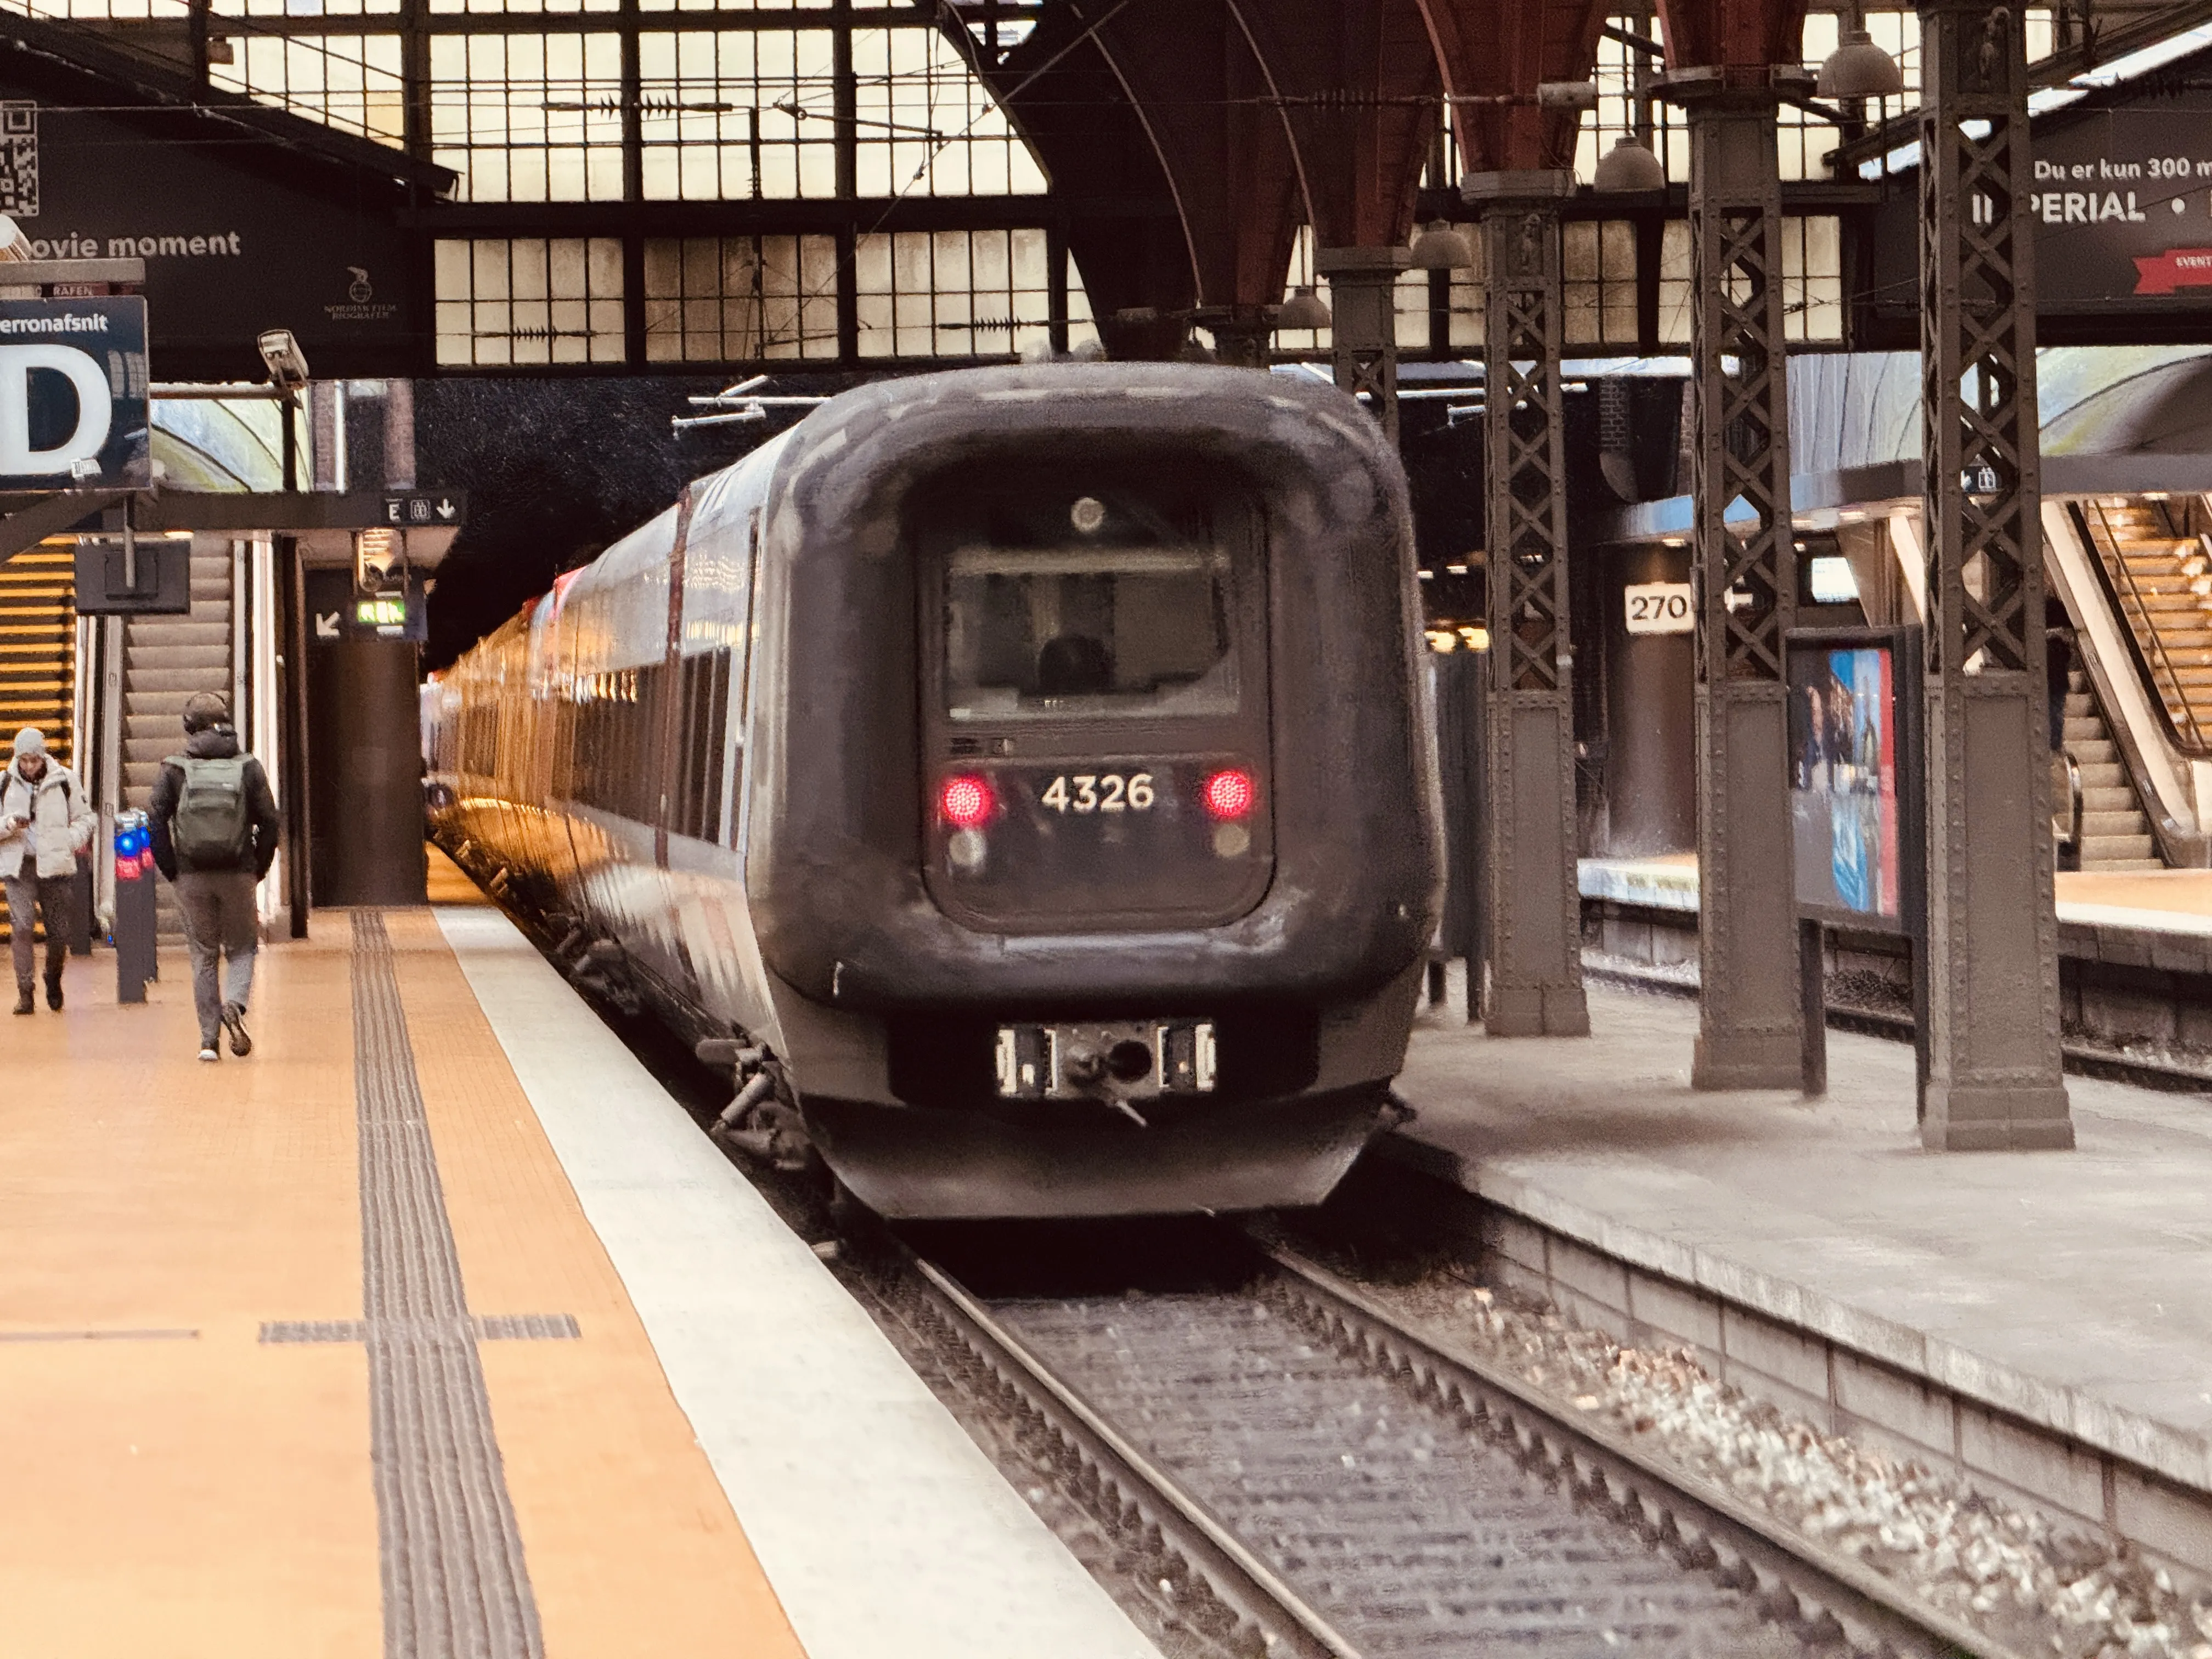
[0,296,148,489]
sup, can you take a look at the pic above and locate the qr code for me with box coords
[0,103,37,219]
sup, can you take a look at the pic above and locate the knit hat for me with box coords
[182,692,230,734]
[10,726,43,759]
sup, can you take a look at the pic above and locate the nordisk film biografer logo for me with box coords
[327,263,398,326]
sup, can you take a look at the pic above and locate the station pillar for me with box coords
[1916,0,2072,1149]
[1316,246,1408,443]
[1662,71,1804,1090]
[1465,172,1587,1037]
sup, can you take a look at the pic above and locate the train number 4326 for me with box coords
[1041,772,1155,814]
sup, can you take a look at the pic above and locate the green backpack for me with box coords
[166,755,252,868]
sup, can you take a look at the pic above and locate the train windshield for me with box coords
[943,544,1238,723]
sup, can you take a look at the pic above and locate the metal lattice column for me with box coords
[1665,75,1803,1090]
[1917,0,2072,1149]
[1316,246,1408,442]
[1470,176,1587,1037]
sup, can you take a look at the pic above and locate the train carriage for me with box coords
[432,362,1443,1218]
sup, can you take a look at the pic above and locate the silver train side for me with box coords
[428,363,1443,1218]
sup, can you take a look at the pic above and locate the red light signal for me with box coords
[1201,768,1257,820]
[939,773,995,828]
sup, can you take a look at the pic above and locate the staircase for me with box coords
[2059,667,2162,870]
[121,546,234,938]
[2076,497,2212,750]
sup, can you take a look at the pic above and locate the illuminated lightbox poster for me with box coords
[1787,645,1900,919]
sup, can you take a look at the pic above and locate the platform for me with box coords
[0,861,1154,1658]
[1391,978,2212,1570]
[1582,853,2212,941]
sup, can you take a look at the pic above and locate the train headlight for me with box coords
[1200,767,1257,820]
[947,828,988,871]
[939,772,996,828]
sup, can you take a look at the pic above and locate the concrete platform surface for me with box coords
[1580,854,2212,938]
[1395,982,2212,1497]
[0,877,1155,1659]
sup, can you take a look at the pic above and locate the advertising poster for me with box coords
[1865,79,2212,328]
[1788,645,1900,921]
[2030,105,2212,309]
[0,86,427,379]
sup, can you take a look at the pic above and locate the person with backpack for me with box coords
[148,693,280,1062]
[0,726,95,1014]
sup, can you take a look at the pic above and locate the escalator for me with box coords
[2047,493,2212,868]
[0,540,82,955]
[0,541,78,768]
[2058,665,2160,870]
[2075,497,2212,751]
[120,545,236,940]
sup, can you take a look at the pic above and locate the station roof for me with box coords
[0,9,452,201]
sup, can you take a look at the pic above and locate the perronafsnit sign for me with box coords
[0,295,148,489]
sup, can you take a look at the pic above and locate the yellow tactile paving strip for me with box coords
[381,906,803,1658]
[0,907,804,1659]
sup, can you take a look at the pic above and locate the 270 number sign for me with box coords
[1623,580,1694,636]
[1041,771,1155,814]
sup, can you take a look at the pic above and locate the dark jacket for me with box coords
[148,725,281,881]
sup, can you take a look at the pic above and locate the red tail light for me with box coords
[1201,768,1257,820]
[939,773,995,828]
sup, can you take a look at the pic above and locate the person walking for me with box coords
[0,727,95,1014]
[148,693,280,1062]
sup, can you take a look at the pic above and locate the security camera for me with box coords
[257,328,311,392]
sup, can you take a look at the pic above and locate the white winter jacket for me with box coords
[0,759,95,880]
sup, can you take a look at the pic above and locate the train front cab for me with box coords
[752,366,1443,1220]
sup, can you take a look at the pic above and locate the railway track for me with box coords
[855,1224,2024,1659]
[479,877,2034,1659]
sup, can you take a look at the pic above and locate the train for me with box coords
[427,362,1443,1219]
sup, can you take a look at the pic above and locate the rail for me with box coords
[880,1248,1361,1659]
[2077,497,2212,758]
[2058,751,2083,866]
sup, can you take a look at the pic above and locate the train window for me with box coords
[942,545,1237,723]
[672,647,732,842]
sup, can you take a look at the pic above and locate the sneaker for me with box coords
[198,1046,219,1063]
[12,986,30,1016]
[221,1002,252,1058]
[44,978,61,1011]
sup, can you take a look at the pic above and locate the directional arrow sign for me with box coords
[435,496,458,521]
[315,611,341,637]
